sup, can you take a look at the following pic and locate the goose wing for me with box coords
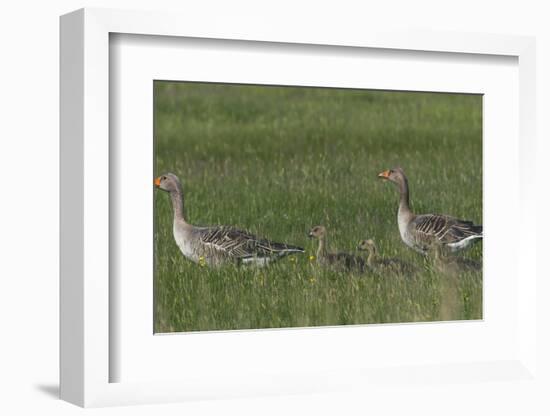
[410,214,482,249]
[197,226,303,260]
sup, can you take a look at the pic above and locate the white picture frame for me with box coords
[60,7,537,408]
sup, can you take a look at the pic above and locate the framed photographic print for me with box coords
[60,8,538,408]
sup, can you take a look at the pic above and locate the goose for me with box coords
[378,167,482,254]
[308,225,366,272]
[357,239,417,275]
[430,244,482,275]
[154,173,304,267]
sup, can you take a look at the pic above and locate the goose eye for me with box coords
[162,176,166,180]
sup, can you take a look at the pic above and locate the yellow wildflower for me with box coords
[309,255,315,262]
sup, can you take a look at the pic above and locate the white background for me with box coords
[1,1,549,415]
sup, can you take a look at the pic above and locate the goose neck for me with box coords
[398,177,412,216]
[169,187,187,224]
[367,245,377,268]
[316,236,327,260]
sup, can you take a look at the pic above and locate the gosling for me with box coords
[357,239,417,276]
[430,244,482,275]
[308,225,366,272]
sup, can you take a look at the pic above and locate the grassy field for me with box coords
[154,82,482,333]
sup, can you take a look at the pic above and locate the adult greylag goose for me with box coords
[430,244,482,275]
[357,239,417,275]
[378,167,482,254]
[308,225,366,272]
[155,173,304,267]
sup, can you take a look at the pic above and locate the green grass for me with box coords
[154,82,483,333]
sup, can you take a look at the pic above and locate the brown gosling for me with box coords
[357,239,417,276]
[430,244,482,275]
[308,225,366,272]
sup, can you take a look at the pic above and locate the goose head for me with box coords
[357,239,375,252]
[378,167,406,186]
[308,225,326,240]
[154,172,182,193]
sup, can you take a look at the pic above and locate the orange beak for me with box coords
[154,177,161,187]
[378,170,391,179]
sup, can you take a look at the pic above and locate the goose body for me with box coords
[309,225,366,272]
[357,239,417,275]
[379,168,482,254]
[155,173,304,267]
[175,224,303,267]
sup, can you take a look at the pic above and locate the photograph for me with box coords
[153,81,483,333]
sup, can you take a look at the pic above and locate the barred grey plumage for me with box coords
[410,214,483,252]
[195,226,304,264]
